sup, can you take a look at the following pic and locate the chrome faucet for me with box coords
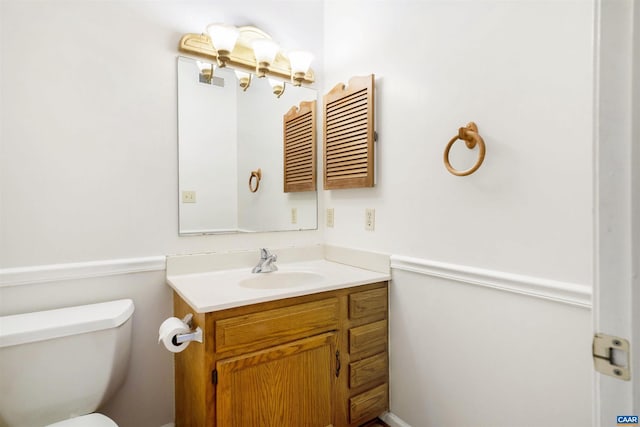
[252,248,278,273]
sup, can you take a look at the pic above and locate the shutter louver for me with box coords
[323,75,375,189]
[283,100,316,192]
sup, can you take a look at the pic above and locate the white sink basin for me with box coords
[239,271,324,290]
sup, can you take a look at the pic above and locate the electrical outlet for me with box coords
[365,208,375,231]
[326,208,334,228]
[182,191,196,203]
[291,208,298,224]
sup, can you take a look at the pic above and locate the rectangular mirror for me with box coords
[177,56,318,235]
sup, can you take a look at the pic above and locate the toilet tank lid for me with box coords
[0,299,134,348]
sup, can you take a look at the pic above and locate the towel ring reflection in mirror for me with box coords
[443,122,486,176]
[249,168,262,192]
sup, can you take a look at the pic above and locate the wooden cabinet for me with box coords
[173,281,388,427]
[340,287,389,426]
[217,333,336,427]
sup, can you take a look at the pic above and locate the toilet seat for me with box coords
[46,413,118,427]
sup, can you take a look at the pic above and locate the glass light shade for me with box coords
[288,50,314,74]
[268,78,285,98]
[206,23,240,52]
[268,78,282,89]
[196,61,214,84]
[252,39,280,64]
[234,70,250,80]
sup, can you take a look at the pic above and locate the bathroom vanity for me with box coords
[167,258,390,427]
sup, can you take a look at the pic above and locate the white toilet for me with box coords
[0,299,135,427]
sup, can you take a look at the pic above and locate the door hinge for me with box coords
[335,350,341,378]
[593,333,631,381]
[211,369,218,385]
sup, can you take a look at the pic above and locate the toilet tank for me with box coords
[0,299,134,427]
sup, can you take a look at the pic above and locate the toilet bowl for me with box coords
[0,299,134,427]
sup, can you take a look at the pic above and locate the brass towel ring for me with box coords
[444,122,486,176]
[249,168,262,193]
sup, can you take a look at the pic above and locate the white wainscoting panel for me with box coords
[0,256,166,287]
[390,255,591,308]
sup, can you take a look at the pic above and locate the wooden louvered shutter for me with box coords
[323,75,375,189]
[283,100,317,192]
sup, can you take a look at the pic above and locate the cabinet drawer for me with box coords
[349,352,388,389]
[349,287,387,320]
[349,383,388,424]
[215,298,339,353]
[349,320,387,358]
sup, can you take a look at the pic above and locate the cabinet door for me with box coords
[216,332,337,427]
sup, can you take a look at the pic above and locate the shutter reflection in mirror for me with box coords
[283,100,317,193]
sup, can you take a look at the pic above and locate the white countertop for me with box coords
[166,259,390,313]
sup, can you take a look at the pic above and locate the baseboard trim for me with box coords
[390,255,591,308]
[0,256,166,288]
[380,412,412,427]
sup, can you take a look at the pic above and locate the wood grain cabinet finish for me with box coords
[349,383,389,425]
[323,75,375,190]
[215,298,339,353]
[349,320,388,359]
[283,100,317,193]
[217,332,336,427]
[349,353,388,389]
[349,287,387,320]
[173,281,388,427]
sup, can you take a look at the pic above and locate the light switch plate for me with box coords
[182,191,196,203]
[365,208,375,231]
[326,208,335,228]
[291,208,298,224]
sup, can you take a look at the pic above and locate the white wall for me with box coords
[323,0,593,284]
[0,1,324,427]
[390,269,592,427]
[0,0,325,268]
[322,1,594,426]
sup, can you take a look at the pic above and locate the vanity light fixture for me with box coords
[288,51,314,87]
[196,60,215,84]
[205,23,240,67]
[252,39,279,78]
[234,70,252,91]
[268,78,286,98]
[179,25,315,87]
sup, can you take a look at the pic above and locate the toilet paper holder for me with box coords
[173,313,203,345]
